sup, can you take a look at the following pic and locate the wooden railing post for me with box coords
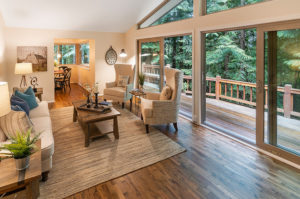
[216,76,221,100]
[283,84,292,118]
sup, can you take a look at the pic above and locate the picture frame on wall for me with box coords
[17,46,47,72]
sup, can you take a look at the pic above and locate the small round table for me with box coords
[130,90,146,115]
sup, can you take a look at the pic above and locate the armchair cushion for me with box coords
[145,92,160,100]
[103,87,126,98]
[160,86,172,100]
[117,75,129,87]
[141,98,153,118]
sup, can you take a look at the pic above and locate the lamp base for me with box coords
[20,75,27,88]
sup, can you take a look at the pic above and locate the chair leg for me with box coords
[145,124,149,134]
[130,98,132,112]
[122,102,125,109]
[173,123,178,131]
[41,171,49,182]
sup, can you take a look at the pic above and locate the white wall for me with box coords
[125,0,300,124]
[4,27,125,101]
[0,13,6,81]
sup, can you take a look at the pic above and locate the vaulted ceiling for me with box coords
[0,0,164,32]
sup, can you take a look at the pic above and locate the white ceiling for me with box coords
[0,0,164,33]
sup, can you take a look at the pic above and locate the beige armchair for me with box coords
[141,67,183,133]
[103,64,135,109]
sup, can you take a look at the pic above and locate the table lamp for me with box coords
[15,63,33,88]
[0,82,11,117]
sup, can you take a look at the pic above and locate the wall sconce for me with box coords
[119,49,127,58]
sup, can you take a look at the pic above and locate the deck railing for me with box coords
[183,75,300,118]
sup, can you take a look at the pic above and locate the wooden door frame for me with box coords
[256,20,300,165]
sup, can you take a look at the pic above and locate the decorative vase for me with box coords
[87,94,91,108]
[15,156,30,170]
[139,85,144,91]
[94,92,99,108]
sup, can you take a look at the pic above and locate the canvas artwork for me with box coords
[17,46,47,72]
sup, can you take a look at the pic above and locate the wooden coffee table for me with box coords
[72,100,121,147]
[0,140,41,199]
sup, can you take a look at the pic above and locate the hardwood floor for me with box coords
[52,84,300,199]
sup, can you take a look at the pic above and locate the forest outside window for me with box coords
[206,0,265,15]
[139,0,193,29]
[54,43,90,66]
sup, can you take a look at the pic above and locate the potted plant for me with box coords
[138,73,145,90]
[0,128,41,170]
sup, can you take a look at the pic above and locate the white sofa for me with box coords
[30,100,54,181]
[0,99,54,181]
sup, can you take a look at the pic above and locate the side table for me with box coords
[129,90,146,115]
[34,88,43,101]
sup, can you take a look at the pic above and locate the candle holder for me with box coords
[86,94,91,108]
[94,92,99,109]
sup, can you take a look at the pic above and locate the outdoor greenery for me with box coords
[80,43,90,65]
[54,44,76,64]
[150,0,193,27]
[206,0,264,14]
[0,128,41,159]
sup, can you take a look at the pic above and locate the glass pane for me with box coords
[164,35,192,118]
[206,0,264,15]
[141,41,161,92]
[264,29,300,155]
[204,29,257,143]
[140,0,193,28]
[80,43,90,65]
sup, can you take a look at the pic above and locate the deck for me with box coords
[180,94,300,154]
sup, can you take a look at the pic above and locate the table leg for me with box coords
[113,116,119,139]
[85,123,90,147]
[25,179,39,199]
[73,107,77,122]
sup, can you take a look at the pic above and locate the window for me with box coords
[54,43,90,65]
[80,44,90,65]
[139,0,193,29]
[206,0,264,15]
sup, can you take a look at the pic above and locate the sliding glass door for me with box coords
[139,39,164,92]
[202,28,257,143]
[263,28,300,156]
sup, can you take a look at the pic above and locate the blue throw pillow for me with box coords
[11,105,25,112]
[10,95,30,116]
[15,87,38,110]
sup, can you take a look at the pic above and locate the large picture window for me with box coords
[139,0,193,29]
[206,0,264,15]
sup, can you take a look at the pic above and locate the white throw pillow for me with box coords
[117,75,129,87]
[160,86,172,100]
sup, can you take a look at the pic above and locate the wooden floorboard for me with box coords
[52,84,300,199]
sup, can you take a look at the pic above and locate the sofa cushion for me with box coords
[0,127,6,142]
[15,87,38,110]
[0,111,34,139]
[103,87,126,98]
[160,86,172,100]
[30,101,50,119]
[31,117,54,161]
[10,95,30,116]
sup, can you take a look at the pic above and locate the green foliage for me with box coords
[206,0,264,14]
[0,128,41,159]
[150,0,193,27]
[138,73,145,86]
[54,45,76,64]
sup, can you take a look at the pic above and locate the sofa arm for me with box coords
[106,82,116,88]
[145,92,160,100]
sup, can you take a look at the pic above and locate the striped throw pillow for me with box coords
[0,111,34,139]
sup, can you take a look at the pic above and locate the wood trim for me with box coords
[200,32,206,124]
[137,0,170,29]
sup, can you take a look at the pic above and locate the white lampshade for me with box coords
[0,82,11,117]
[15,63,33,75]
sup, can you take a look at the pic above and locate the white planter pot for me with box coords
[15,156,30,170]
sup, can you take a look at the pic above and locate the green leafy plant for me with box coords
[138,73,145,87]
[0,128,41,160]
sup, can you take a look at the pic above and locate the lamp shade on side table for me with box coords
[0,82,11,117]
[15,63,32,88]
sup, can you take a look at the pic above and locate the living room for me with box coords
[0,0,300,198]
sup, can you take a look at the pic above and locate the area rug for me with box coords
[40,106,186,199]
